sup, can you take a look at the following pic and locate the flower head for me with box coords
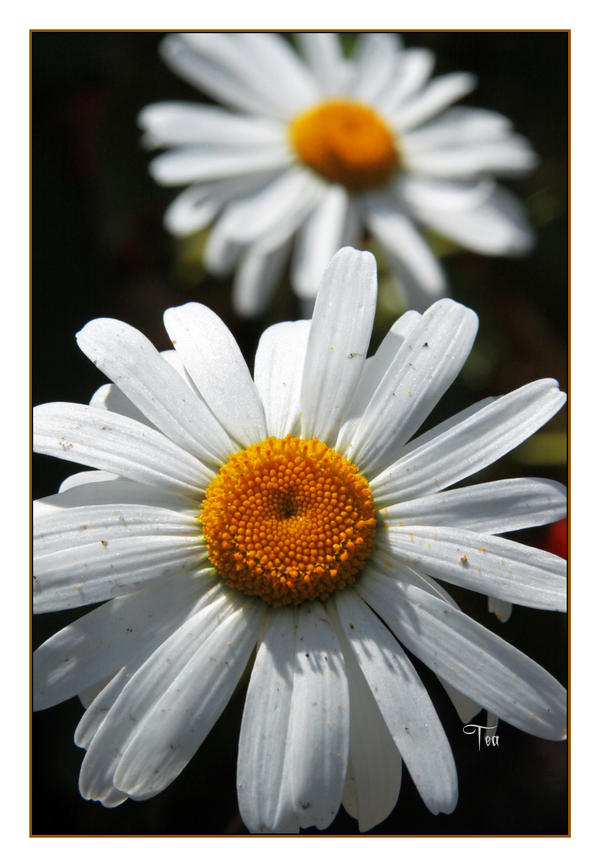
[140,33,537,316]
[33,247,565,832]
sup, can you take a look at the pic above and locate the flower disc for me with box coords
[200,435,377,606]
[289,98,400,190]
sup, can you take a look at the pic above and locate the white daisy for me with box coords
[33,247,566,833]
[140,32,538,316]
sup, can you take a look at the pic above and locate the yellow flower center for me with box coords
[200,436,377,606]
[289,98,400,191]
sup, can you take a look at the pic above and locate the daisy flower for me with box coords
[33,247,566,833]
[140,32,537,316]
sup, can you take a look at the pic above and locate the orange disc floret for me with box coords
[200,435,377,606]
[289,98,400,191]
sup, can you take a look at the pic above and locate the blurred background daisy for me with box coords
[32,30,567,835]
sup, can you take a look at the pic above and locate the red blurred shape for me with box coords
[541,518,567,559]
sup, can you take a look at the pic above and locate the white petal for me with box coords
[76,667,138,751]
[34,572,218,709]
[287,601,349,830]
[203,216,245,275]
[112,598,262,799]
[488,596,513,623]
[361,574,567,740]
[343,298,478,477]
[415,185,535,255]
[78,674,114,709]
[377,48,435,114]
[237,607,299,834]
[89,383,150,426]
[139,102,285,148]
[331,590,457,815]
[379,478,567,533]
[253,319,311,438]
[402,107,512,151]
[213,167,321,246]
[41,472,192,514]
[336,310,422,454]
[339,628,403,831]
[349,33,401,104]
[300,247,377,444]
[290,185,353,299]
[159,33,304,119]
[378,524,566,610]
[78,589,252,803]
[34,402,214,496]
[296,33,346,96]
[398,175,497,213]
[33,502,207,612]
[232,240,291,319]
[149,145,292,186]
[233,33,319,117]
[163,173,279,238]
[392,72,477,131]
[362,192,447,305]
[76,318,236,467]
[371,379,566,504]
[404,136,537,179]
[163,302,267,446]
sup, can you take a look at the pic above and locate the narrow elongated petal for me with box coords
[379,478,567,534]
[213,167,321,246]
[89,384,149,426]
[405,136,537,179]
[288,602,349,829]
[254,320,311,438]
[379,524,566,610]
[79,589,248,803]
[402,107,512,151]
[163,172,279,238]
[392,72,477,131]
[34,572,218,709]
[234,33,319,117]
[39,472,192,514]
[398,176,496,214]
[344,299,478,476]
[296,33,346,96]
[331,590,457,815]
[159,34,304,119]
[163,302,267,446]
[413,185,535,255]
[34,403,213,496]
[33,503,207,612]
[336,310,422,454]
[291,185,352,299]
[112,600,262,799]
[149,145,292,186]
[139,102,285,148]
[350,33,401,104]
[237,608,299,833]
[300,248,377,444]
[361,574,567,740]
[76,318,236,467]
[339,632,403,831]
[377,48,435,113]
[362,193,447,304]
[232,241,291,319]
[371,379,566,504]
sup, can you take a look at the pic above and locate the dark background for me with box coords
[32,31,568,836]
